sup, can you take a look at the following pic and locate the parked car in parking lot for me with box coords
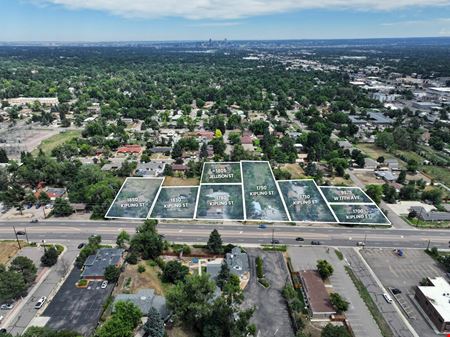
[34,296,47,309]
[101,281,108,289]
[0,316,4,323]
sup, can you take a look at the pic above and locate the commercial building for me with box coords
[7,97,59,106]
[415,277,450,333]
[298,270,336,320]
[81,248,124,280]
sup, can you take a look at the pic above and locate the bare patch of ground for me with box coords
[0,241,21,265]
[163,177,199,186]
[280,163,306,179]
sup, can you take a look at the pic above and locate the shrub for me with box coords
[256,256,263,279]
[137,264,146,273]
[330,292,349,312]
[125,252,138,265]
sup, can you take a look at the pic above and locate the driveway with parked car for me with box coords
[43,268,114,336]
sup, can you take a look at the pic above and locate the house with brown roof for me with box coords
[116,144,142,155]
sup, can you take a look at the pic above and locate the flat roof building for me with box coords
[298,270,336,320]
[81,248,124,280]
[415,277,450,333]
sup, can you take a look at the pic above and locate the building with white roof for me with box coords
[415,277,450,333]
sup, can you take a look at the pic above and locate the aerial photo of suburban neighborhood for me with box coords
[1,2,450,337]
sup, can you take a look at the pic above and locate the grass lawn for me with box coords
[356,144,397,161]
[0,241,22,265]
[163,176,200,186]
[32,130,82,155]
[421,166,450,187]
[401,216,450,229]
[115,262,169,296]
[345,266,394,337]
[280,163,306,179]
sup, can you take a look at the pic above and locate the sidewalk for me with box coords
[2,244,79,335]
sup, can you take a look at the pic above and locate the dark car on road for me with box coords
[77,243,85,249]
[295,237,304,241]
[311,240,321,245]
[271,239,280,244]
[30,219,39,223]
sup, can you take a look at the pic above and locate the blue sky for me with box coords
[2,0,450,41]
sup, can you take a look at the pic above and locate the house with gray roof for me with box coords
[225,247,249,278]
[135,161,166,177]
[114,289,170,320]
[81,248,124,280]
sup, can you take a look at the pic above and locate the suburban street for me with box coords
[0,220,449,249]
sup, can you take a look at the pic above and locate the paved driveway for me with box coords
[288,246,383,337]
[243,249,294,337]
[43,268,114,336]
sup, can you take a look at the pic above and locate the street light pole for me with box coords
[13,225,21,249]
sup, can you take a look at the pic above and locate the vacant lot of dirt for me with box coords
[163,176,199,186]
[115,262,166,296]
[0,241,21,265]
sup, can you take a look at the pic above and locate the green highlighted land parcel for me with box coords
[105,177,163,219]
[320,187,372,204]
[195,185,244,220]
[242,161,289,221]
[201,162,242,184]
[278,180,336,222]
[330,204,390,225]
[150,186,198,219]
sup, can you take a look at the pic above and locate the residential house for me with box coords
[114,289,170,320]
[225,247,249,279]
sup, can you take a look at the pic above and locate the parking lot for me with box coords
[43,267,113,336]
[288,246,382,337]
[243,249,294,337]
[361,248,445,337]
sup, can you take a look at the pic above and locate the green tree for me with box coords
[52,198,74,217]
[130,220,164,260]
[116,230,130,248]
[166,273,216,332]
[0,270,27,302]
[207,229,223,254]
[39,191,51,205]
[0,149,8,163]
[21,327,81,337]
[144,307,165,337]
[104,265,121,282]
[41,247,59,267]
[330,293,349,312]
[216,263,230,290]
[375,131,395,150]
[321,323,351,337]
[162,260,189,283]
[317,260,333,279]
[114,300,142,329]
[406,159,418,173]
[96,316,133,337]
[10,256,37,284]
[366,184,383,204]
[397,170,406,184]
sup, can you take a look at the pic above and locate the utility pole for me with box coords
[13,226,21,249]
[25,227,29,244]
[363,233,367,248]
[426,239,431,250]
[271,225,275,244]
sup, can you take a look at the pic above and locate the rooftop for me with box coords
[225,247,249,277]
[114,288,169,319]
[299,270,336,315]
[418,277,450,322]
[81,248,124,279]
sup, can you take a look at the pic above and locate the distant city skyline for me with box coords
[2,0,450,41]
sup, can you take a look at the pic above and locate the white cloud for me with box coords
[34,0,450,20]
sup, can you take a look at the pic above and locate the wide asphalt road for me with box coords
[1,220,449,249]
